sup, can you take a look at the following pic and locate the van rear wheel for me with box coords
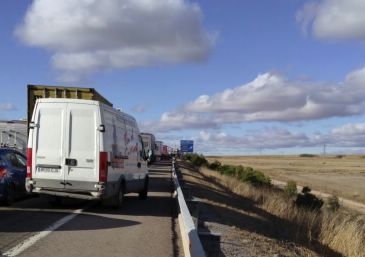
[112,183,125,209]
[138,176,149,200]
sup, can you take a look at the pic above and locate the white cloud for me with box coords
[185,68,365,121]
[0,103,17,111]
[332,123,365,136]
[331,123,365,147]
[346,66,365,85]
[198,128,323,150]
[146,123,365,154]
[296,1,319,36]
[141,111,218,133]
[186,73,306,114]
[297,0,365,41]
[196,122,365,153]
[199,130,211,141]
[146,66,365,133]
[16,0,213,81]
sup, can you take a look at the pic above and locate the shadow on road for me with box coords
[0,209,140,233]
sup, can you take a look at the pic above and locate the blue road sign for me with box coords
[180,140,194,153]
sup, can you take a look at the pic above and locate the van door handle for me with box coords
[65,158,77,166]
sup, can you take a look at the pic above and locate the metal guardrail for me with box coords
[172,159,206,257]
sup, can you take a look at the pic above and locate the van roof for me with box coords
[36,98,137,123]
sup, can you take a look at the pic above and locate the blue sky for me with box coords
[1,0,365,155]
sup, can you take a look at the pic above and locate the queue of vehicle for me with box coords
[0,85,172,206]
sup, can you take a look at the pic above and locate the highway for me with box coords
[0,161,181,257]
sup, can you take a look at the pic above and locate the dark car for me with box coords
[0,148,27,205]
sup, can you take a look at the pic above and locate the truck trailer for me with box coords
[27,85,112,132]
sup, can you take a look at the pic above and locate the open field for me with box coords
[206,155,365,204]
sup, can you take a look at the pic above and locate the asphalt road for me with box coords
[0,160,181,257]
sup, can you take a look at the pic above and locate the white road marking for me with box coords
[3,207,86,257]
[0,207,79,214]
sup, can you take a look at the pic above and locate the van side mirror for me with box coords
[29,122,38,129]
[98,125,105,132]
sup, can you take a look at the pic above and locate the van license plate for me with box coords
[37,167,59,173]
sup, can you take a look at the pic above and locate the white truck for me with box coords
[140,133,156,164]
[154,141,163,161]
[26,98,148,208]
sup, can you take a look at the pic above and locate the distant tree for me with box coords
[299,154,317,157]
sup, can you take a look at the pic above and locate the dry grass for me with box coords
[198,166,365,257]
[320,213,365,257]
[206,155,365,204]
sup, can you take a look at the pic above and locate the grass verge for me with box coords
[183,154,365,257]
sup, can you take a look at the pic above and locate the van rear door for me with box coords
[64,103,99,190]
[32,103,66,189]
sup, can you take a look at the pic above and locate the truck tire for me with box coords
[138,176,149,200]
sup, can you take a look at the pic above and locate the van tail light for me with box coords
[26,148,32,179]
[0,167,7,178]
[99,152,108,182]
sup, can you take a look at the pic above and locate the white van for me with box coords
[26,98,148,208]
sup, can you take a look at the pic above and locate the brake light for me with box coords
[27,148,32,179]
[99,152,108,182]
[0,167,7,178]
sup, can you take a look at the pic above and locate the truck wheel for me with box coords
[5,184,15,205]
[112,183,125,209]
[138,176,149,200]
